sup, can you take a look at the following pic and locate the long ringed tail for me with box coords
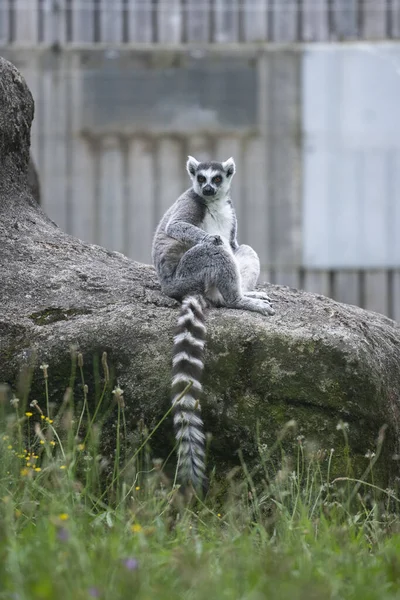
[171,294,207,491]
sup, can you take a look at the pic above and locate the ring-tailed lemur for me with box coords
[152,156,274,491]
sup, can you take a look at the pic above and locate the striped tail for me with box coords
[172,294,207,491]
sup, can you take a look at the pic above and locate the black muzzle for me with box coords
[202,185,215,196]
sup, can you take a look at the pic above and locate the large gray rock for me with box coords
[1,56,400,486]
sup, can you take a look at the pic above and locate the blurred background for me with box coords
[0,0,399,320]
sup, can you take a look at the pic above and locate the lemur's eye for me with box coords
[197,175,206,183]
[213,175,222,184]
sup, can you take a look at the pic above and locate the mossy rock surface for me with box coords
[0,55,400,487]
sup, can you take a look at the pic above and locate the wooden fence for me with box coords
[0,0,399,45]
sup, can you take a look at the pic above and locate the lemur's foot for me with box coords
[250,298,275,316]
[229,296,275,316]
[244,291,272,302]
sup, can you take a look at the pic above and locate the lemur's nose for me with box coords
[203,185,215,196]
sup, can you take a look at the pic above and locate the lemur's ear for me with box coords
[222,157,236,177]
[186,155,200,177]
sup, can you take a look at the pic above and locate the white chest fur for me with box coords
[201,200,234,250]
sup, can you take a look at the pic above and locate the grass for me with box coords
[1,355,400,600]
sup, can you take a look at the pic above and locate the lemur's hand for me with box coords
[206,234,223,246]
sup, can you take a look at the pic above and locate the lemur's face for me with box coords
[186,156,236,201]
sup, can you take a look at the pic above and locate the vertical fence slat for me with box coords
[268,52,302,268]
[42,0,54,45]
[72,0,94,42]
[243,0,268,42]
[360,152,387,268]
[100,0,123,43]
[127,138,155,263]
[186,0,210,42]
[55,0,67,44]
[215,137,241,190]
[303,271,331,296]
[41,62,68,229]
[260,268,273,285]
[214,0,239,42]
[391,0,400,38]
[34,50,45,174]
[394,151,400,279]
[157,0,182,43]
[69,61,96,243]
[42,0,67,45]
[275,270,301,289]
[69,135,96,243]
[98,135,125,253]
[301,0,329,41]
[41,0,52,43]
[157,138,184,220]
[331,0,358,39]
[333,272,360,307]
[215,136,243,237]
[23,56,41,164]
[364,271,389,315]
[0,0,9,44]
[186,135,212,164]
[127,0,153,43]
[393,272,400,322]
[272,0,298,42]
[362,0,387,39]
[242,136,270,269]
[15,0,38,44]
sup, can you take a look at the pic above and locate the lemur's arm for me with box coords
[165,194,213,246]
[166,219,208,246]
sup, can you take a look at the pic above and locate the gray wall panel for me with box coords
[303,45,400,269]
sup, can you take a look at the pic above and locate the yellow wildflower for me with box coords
[50,441,56,447]
[135,486,140,491]
[34,468,41,472]
[40,440,45,445]
[77,443,85,451]
[59,513,69,521]
[7,445,12,450]
[60,465,66,470]
[25,412,33,418]
[20,468,29,476]
[131,524,142,533]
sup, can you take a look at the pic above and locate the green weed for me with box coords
[0,354,400,600]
